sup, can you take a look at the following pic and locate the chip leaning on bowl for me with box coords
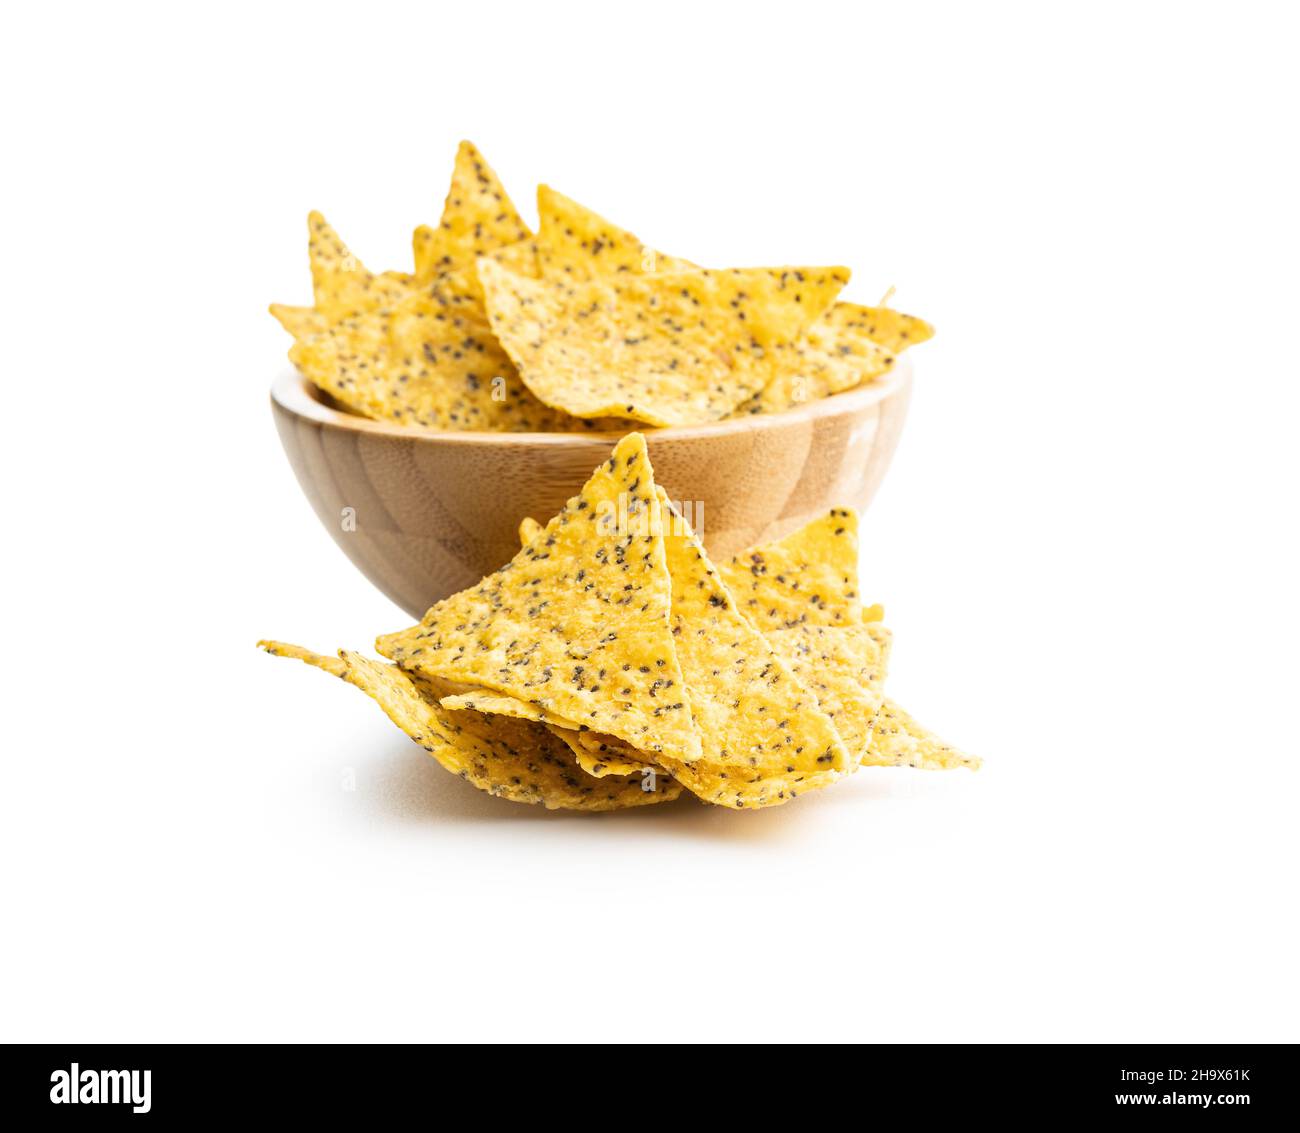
[269,141,933,431]
[261,433,978,812]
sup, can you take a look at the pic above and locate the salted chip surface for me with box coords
[307,211,412,318]
[735,302,898,415]
[864,698,980,771]
[765,624,889,762]
[258,641,679,809]
[720,508,863,630]
[480,259,849,426]
[377,433,702,763]
[648,489,850,809]
[413,141,532,297]
[518,516,543,545]
[491,185,696,281]
[288,285,570,431]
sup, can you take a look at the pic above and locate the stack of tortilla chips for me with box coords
[261,433,977,811]
[271,142,933,431]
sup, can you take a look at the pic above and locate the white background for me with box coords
[2,1,1296,1043]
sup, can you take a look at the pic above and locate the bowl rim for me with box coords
[271,356,912,444]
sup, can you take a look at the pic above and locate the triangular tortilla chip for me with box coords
[864,698,980,771]
[306,211,412,317]
[523,509,879,785]
[259,638,347,677]
[438,689,576,729]
[765,623,889,763]
[412,140,531,289]
[849,304,934,355]
[257,641,680,809]
[491,185,696,281]
[377,433,702,763]
[719,517,979,774]
[268,303,327,342]
[480,259,849,426]
[288,285,571,431]
[734,302,898,415]
[567,730,655,777]
[648,489,851,808]
[435,689,654,779]
[719,508,865,630]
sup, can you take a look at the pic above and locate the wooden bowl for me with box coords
[270,362,913,618]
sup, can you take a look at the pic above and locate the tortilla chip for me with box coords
[526,504,892,775]
[850,304,934,355]
[764,623,889,763]
[491,185,696,281]
[258,641,679,809]
[439,689,574,730]
[559,730,652,778]
[412,141,532,289]
[480,259,849,426]
[439,688,653,778]
[864,698,980,771]
[734,302,898,415]
[288,285,570,431]
[377,433,702,763]
[258,638,347,677]
[268,303,327,342]
[568,729,654,772]
[719,508,863,630]
[306,211,412,318]
[647,489,851,808]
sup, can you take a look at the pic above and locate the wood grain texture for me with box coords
[271,362,914,618]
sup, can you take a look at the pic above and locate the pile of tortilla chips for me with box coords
[261,433,977,811]
[271,141,933,431]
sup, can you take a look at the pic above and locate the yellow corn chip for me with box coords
[568,730,653,775]
[436,689,654,779]
[648,489,851,808]
[864,698,980,771]
[480,259,849,426]
[720,508,864,630]
[764,623,889,762]
[523,503,872,793]
[258,641,680,809]
[863,623,893,689]
[850,304,935,355]
[288,286,571,431]
[439,689,574,730]
[377,433,702,763]
[259,638,347,677]
[526,506,885,781]
[734,302,898,415]
[413,141,532,287]
[306,211,412,317]
[566,744,648,778]
[490,185,696,281]
[440,689,652,778]
[268,303,327,342]
[495,516,669,778]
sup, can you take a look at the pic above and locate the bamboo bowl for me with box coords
[270,361,913,618]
